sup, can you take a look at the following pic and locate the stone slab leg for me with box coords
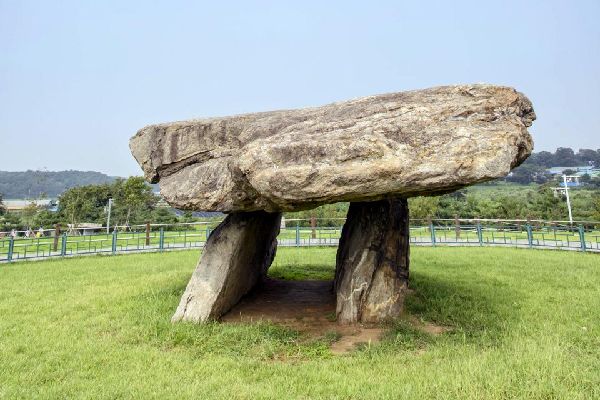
[172,211,282,323]
[335,198,410,324]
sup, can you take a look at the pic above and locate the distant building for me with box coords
[560,176,581,187]
[3,199,57,212]
[546,166,599,177]
[67,223,104,235]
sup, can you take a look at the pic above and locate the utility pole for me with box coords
[106,198,113,233]
[562,175,573,225]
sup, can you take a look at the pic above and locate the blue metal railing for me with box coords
[1,219,598,263]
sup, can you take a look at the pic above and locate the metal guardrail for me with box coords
[1,219,599,263]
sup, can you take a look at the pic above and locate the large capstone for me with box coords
[130,84,534,213]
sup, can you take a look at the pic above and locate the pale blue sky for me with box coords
[1,0,599,176]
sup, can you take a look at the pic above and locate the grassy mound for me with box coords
[0,248,598,399]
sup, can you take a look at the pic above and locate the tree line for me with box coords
[507,147,600,185]
[409,185,600,222]
[525,147,600,168]
[0,177,178,232]
[286,179,600,225]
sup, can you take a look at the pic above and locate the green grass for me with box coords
[1,248,599,399]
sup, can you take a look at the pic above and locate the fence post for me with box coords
[111,229,117,255]
[476,220,483,246]
[454,214,460,239]
[205,225,210,242]
[295,222,300,247]
[578,225,586,252]
[159,227,164,252]
[145,222,151,246]
[428,218,436,247]
[310,215,317,240]
[61,233,67,256]
[526,224,533,248]
[53,224,61,252]
[7,236,14,262]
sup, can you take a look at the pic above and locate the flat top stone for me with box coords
[130,84,535,212]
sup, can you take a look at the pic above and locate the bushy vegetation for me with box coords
[411,183,600,221]
[0,194,22,232]
[54,177,178,228]
[0,248,598,398]
[0,177,178,231]
[288,182,600,226]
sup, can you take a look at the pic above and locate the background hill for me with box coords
[0,170,117,199]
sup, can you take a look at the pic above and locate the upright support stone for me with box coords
[172,211,281,323]
[335,199,410,324]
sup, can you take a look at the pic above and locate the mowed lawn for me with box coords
[0,247,599,399]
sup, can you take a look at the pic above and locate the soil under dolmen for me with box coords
[221,278,386,354]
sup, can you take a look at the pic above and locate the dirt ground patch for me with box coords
[405,315,452,335]
[222,278,450,354]
[222,279,384,354]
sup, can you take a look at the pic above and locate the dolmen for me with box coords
[130,84,535,324]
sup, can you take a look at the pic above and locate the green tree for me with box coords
[528,150,554,167]
[152,208,178,224]
[506,164,549,184]
[588,176,600,189]
[0,213,22,232]
[21,202,41,228]
[592,193,600,221]
[0,193,5,215]
[111,177,158,226]
[580,173,592,184]
[408,196,440,220]
[576,148,600,166]
[32,210,61,228]
[532,186,569,221]
[58,184,111,228]
[56,178,159,229]
[495,195,529,219]
[433,190,470,218]
[554,147,577,167]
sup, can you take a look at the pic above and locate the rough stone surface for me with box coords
[335,199,410,324]
[171,211,281,323]
[130,84,535,212]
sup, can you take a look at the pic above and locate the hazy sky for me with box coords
[1,0,599,176]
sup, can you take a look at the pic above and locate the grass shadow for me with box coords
[115,280,334,360]
[389,269,522,348]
